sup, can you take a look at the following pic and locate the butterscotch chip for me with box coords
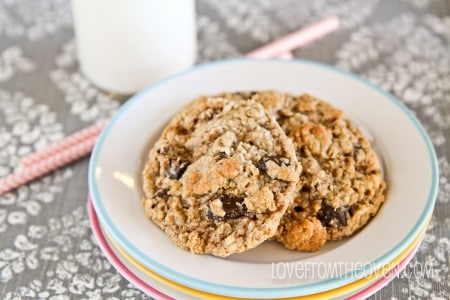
[142,97,300,257]
[220,91,386,251]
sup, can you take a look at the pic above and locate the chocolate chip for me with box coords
[317,203,348,227]
[157,146,169,155]
[294,206,303,213]
[216,151,228,161]
[168,158,190,179]
[298,146,309,158]
[301,185,311,193]
[208,195,247,221]
[231,92,245,97]
[231,91,256,98]
[255,155,286,175]
[270,155,285,165]
[222,195,246,219]
[255,158,268,174]
[154,188,169,200]
[349,205,357,217]
[177,126,189,135]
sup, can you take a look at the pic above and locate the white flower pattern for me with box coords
[0,91,73,233]
[0,0,448,299]
[0,0,71,40]
[1,207,151,299]
[0,47,34,82]
[49,39,120,123]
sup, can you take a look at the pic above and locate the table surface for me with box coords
[0,0,449,299]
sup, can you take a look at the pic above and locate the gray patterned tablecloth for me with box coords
[0,0,449,299]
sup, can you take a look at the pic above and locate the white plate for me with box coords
[88,59,438,298]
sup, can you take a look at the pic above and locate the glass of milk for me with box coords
[71,0,197,94]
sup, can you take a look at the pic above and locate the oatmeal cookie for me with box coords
[142,97,300,257]
[220,91,386,252]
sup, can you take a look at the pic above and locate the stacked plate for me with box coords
[88,59,438,299]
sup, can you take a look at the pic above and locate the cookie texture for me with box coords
[220,91,387,252]
[142,97,300,257]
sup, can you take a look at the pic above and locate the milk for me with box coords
[71,0,197,94]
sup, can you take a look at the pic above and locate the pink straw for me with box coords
[20,120,107,166]
[274,51,294,59]
[246,16,340,58]
[0,136,97,195]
